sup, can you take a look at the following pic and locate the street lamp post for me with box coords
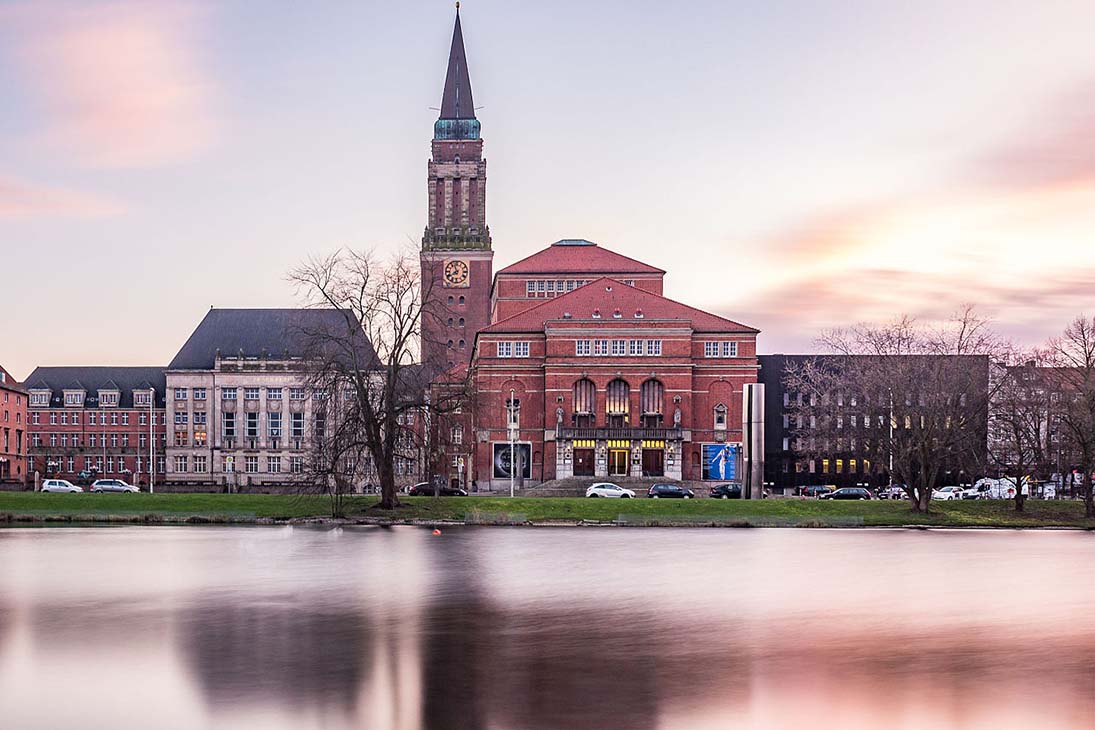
[508,388,516,498]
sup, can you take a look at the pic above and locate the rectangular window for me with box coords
[594,340,609,356]
[514,342,530,357]
[60,412,68,425]
[174,388,187,400]
[193,388,206,400]
[267,388,283,400]
[193,429,207,447]
[174,456,188,473]
[222,387,237,400]
[122,434,129,447]
[50,412,57,425]
[139,434,147,448]
[174,412,189,424]
[629,340,643,356]
[289,388,307,400]
[88,434,96,448]
[246,412,259,438]
[175,431,188,447]
[110,413,118,425]
[496,341,513,358]
[611,340,626,355]
[193,411,206,425]
[244,387,260,400]
[222,412,236,438]
[576,340,591,356]
[268,412,282,438]
[120,413,127,425]
[244,456,259,473]
[32,413,39,425]
[291,456,304,474]
[291,413,305,439]
[536,280,546,293]
[722,341,738,357]
[704,342,720,358]
[646,340,662,356]
[268,456,281,474]
[139,413,147,426]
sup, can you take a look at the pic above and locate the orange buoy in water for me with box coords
[432,529,441,536]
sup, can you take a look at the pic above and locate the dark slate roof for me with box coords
[0,364,26,394]
[439,9,475,119]
[168,308,378,370]
[22,367,167,408]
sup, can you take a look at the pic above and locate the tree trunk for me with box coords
[1085,473,1093,520]
[1014,492,1025,512]
[377,469,400,510]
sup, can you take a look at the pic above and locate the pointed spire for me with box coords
[439,6,475,120]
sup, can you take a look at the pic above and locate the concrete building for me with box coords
[163,308,396,491]
[0,365,28,487]
[23,367,167,487]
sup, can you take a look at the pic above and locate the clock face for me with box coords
[443,260,470,287]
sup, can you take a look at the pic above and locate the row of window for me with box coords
[575,340,663,357]
[43,455,166,474]
[220,412,311,439]
[2,409,22,424]
[34,433,165,448]
[703,342,739,358]
[782,392,969,408]
[173,454,305,474]
[198,387,309,401]
[525,279,635,298]
[32,411,162,426]
[496,341,531,358]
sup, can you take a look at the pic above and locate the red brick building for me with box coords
[0,365,28,487]
[23,367,167,487]
[421,12,762,491]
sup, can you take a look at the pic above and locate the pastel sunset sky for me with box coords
[3,0,1095,380]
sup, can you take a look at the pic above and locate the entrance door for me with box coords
[609,450,629,476]
[642,449,664,477]
[573,449,595,477]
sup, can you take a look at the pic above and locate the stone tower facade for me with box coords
[421,8,493,375]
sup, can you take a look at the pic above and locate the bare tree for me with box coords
[1044,315,1095,519]
[785,307,998,512]
[988,353,1051,512]
[289,249,462,511]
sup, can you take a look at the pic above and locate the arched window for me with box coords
[459,339,466,350]
[640,379,664,427]
[458,296,465,305]
[573,379,595,427]
[459,317,465,327]
[606,379,630,426]
[447,339,454,349]
[447,296,454,305]
[447,317,454,326]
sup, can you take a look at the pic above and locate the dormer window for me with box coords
[30,391,50,407]
[63,390,85,406]
[635,309,644,319]
[613,309,622,319]
[134,391,152,407]
[592,309,601,319]
[98,391,119,407]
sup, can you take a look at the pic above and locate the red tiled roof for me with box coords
[496,240,666,276]
[480,278,758,334]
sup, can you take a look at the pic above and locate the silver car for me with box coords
[585,483,636,498]
[41,479,83,493]
[90,479,139,493]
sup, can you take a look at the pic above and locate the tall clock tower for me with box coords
[421,6,493,375]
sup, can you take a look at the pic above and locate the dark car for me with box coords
[408,483,468,497]
[710,484,742,499]
[648,483,695,499]
[818,487,872,500]
[802,485,835,497]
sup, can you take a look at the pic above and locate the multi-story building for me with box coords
[466,269,760,489]
[23,367,167,487]
[0,365,28,487]
[758,354,991,495]
[164,308,394,491]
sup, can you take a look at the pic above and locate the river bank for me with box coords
[1,493,1093,528]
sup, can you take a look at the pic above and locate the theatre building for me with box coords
[467,241,760,489]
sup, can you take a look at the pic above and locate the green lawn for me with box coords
[0,492,1092,528]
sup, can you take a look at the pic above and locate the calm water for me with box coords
[1,526,1093,729]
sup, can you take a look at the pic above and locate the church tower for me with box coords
[421,6,493,374]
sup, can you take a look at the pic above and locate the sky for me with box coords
[3,0,1095,380]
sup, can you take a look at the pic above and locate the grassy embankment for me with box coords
[0,492,1093,528]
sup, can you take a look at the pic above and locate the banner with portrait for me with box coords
[702,444,738,481]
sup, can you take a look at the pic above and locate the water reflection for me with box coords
[0,527,1092,729]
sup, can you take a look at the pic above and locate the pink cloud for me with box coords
[5,1,216,167]
[0,176,123,218]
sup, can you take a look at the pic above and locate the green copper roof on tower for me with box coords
[434,6,481,140]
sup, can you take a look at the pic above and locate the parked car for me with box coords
[878,485,907,500]
[648,483,695,499]
[407,483,468,496]
[586,483,635,498]
[931,486,964,501]
[710,484,742,499]
[41,479,83,493]
[802,485,835,498]
[818,487,872,500]
[961,483,992,500]
[89,479,139,493]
